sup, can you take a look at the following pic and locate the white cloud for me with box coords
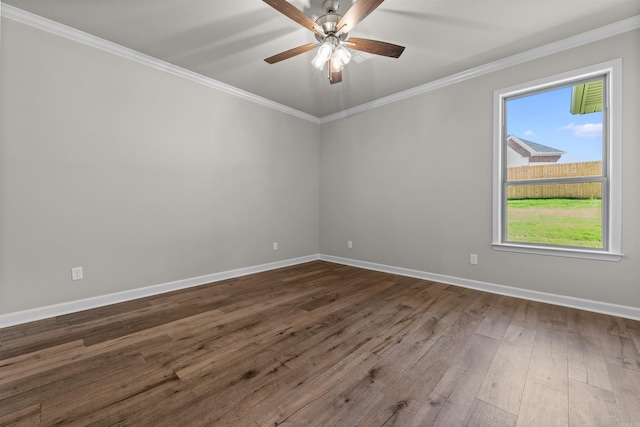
[560,123,602,137]
[523,130,535,137]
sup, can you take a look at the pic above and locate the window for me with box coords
[492,60,622,261]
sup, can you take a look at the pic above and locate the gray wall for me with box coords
[0,18,320,315]
[320,30,640,308]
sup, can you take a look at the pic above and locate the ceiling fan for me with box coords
[263,0,405,84]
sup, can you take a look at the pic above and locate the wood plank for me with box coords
[475,295,520,340]
[566,307,602,339]
[510,299,540,330]
[369,289,462,360]
[567,332,612,391]
[599,333,640,371]
[0,332,171,389]
[606,363,640,423]
[59,380,188,426]
[150,350,288,426]
[477,324,536,414]
[357,397,421,427]
[0,352,149,409]
[464,398,517,427]
[359,309,484,424]
[174,323,291,381]
[465,291,499,318]
[252,350,382,427]
[0,340,87,386]
[40,362,179,425]
[538,302,568,332]
[516,380,568,427]
[285,381,384,426]
[527,327,568,392]
[274,301,413,371]
[400,280,449,308]
[623,318,640,353]
[0,403,40,426]
[415,333,502,425]
[568,378,621,426]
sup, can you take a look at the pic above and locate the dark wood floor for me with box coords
[1,261,640,426]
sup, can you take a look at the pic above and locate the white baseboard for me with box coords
[3,253,638,328]
[0,254,319,328]
[319,255,640,321]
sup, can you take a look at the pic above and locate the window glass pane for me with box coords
[505,79,603,180]
[506,182,603,248]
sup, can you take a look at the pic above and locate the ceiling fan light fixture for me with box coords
[330,55,344,71]
[312,40,336,70]
[334,44,351,65]
[311,53,327,70]
[317,41,333,61]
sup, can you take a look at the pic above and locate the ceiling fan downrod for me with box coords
[323,0,339,13]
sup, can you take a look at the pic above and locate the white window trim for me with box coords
[492,59,623,261]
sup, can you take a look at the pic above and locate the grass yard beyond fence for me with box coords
[507,198,602,247]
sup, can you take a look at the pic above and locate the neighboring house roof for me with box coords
[508,135,566,156]
[507,135,566,164]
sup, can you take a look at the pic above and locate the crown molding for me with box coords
[0,3,321,124]
[2,3,638,125]
[318,14,640,123]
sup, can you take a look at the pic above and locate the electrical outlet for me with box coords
[273,242,278,251]
[348,240,353,249]
[71,266,83,280]
[470,254,478,265]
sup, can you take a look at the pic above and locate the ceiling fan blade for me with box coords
[345,37,405,58]
[329,68,342,84]
[263,0,323,35]
[336,0,385,33]
[265,42,318,64]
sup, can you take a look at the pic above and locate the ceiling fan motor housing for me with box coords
[315,13,348,42]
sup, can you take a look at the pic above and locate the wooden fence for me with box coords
[507,161,602,199]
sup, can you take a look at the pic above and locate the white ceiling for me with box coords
[3,0,640,118]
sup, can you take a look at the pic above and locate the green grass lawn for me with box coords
[507,198,602,247]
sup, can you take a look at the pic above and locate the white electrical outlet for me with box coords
[273,242,278,251]
[348,240,353,249]
[470,254,478,265]
[71,266,83,280]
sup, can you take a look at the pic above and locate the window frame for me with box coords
[492,60,622,261]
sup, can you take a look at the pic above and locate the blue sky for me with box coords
[506,86,603,163]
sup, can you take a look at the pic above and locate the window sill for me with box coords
[491,243,623,262]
